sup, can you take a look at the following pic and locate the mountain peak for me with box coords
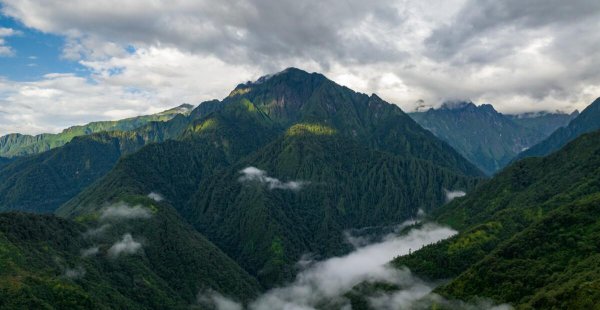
[439,101,476,110]
[158,103,194,116]
[237,67,318,88]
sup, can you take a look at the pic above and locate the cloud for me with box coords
[248,223,455,309]
[197,290,243,310]
[83,224,111,237]
[147,192,164,202]
[107,233,142,258]
[0,0,599,134]
[0,27,19,56]
[0,50,256,135]
[444,189,466,202]
[81,246,100,257]
[202,222,510,309]
[64,266,86,279]
[0,0,405,66]
[238,166,307,191]
[99,202,152,221]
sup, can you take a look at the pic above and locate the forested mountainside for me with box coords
[58,68,482,288]
[0,207,260,309]
[393,129,600,308]
[0,113,191,213]
[516,97,600,160]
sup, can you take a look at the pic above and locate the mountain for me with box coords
[0,104,193,158]
[0,208,260,308]
[392,129,600,307]
[516,97,600,160]
[58,67,483,288]
[0,156,13,168]
[508,110,579,137]
[0,112,192,213]
[409,102,547,175]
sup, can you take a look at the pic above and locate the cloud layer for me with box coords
[238,166,307,191]
[1,0,599,134]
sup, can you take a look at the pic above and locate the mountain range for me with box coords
[0,68,484,307]
[0,104,193,158]
[515,97,600,160]
[409,102,577,175]
[1,67,599,309]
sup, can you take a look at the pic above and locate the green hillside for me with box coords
[392,130,600,308]
[183,124,478,285]
[0,104,193,158]
[0,206,260,309]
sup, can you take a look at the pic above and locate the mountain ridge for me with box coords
[0,104,193,158]
[515,97,600,160]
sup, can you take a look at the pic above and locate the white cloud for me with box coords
[444,189,467,202]
[202,222,510,309]
[0,27,19,56]
[99,202,152,221]
[198,290,243,310]
[81,246,100,257]
[83,223,111,237]
[238,166,307,191]
[147,192,164,202]
[64,266,86,279]
[108,233,142,258]
[0,49,258,135]
[248,223,455,309]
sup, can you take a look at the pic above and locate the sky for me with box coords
[0,0,599,135]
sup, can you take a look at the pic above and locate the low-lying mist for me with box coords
[199,221,510,309]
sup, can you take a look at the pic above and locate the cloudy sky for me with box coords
[0,0,599,134]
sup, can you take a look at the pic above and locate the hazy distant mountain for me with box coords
[409,102,548,175]
[515,97,600,160]
[507,110,579,137]
[0,104,194,158]
[393,129,600,308]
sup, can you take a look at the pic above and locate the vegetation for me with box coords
[392,130,600,307]
[409,101,566,175]
[0,106,198,213]
[508,110,578,137]
[0,206,260,309]
[57,67,482,290]
[0,104,193,158]
[516,97,600,160]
